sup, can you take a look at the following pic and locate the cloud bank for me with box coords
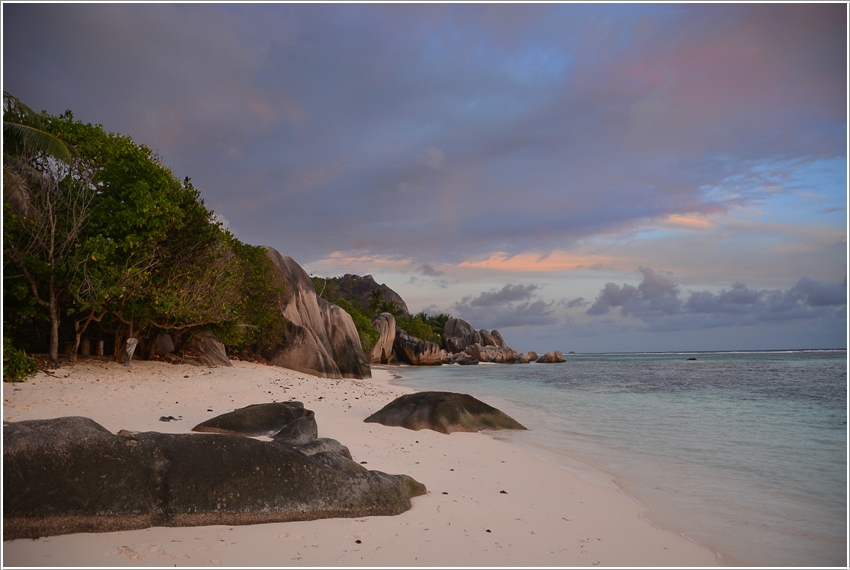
[586,269,847,331]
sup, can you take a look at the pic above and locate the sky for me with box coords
[3,3,847,352]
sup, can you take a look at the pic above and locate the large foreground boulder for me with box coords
[364,391,527,434]
[4,416,426,540]
[261,248,371,379]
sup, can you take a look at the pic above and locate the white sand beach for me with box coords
[3,359,720,567]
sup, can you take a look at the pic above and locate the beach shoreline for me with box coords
[3,359,720,567]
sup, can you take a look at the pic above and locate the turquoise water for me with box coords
[388,350,847,567]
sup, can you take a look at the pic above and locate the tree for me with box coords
[369,289,384,315]
[3,93,76,213]
[5,103,287,363]
[3,147,95,364]
[377,300,404,318]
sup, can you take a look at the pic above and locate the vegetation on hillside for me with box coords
[3,94,285,376]
[311,275,450,348]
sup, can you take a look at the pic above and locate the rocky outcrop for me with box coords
[443,317,475,340]
[332,274,409,316]
[447,351,479,365]
[464,343,517,363]
[364,391,527,434]
[184,331,232,367]
[262,248,370,379]
[369,312,396,364]
[537,350,565,363]
[320,299,372,379]
[444,317,518,364]
[4,415,426,540]
[393,326,446,366]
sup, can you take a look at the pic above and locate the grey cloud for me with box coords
[453,284,555,328]
[789,276,847,307]
[420,263,444,277]
[588,269,846,330]
[587,268,681,317]
[466,284,540,307]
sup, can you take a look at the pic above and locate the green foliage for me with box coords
[333,298,380,353]
[3,101,292,360]
[3,335,38,383]
[397,311,452,345]
[397,314,438,345]
[377,300,404,318]
[311,276,379,353]
[213,242,287,352]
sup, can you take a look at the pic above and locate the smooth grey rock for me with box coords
[491,330,508,348]
[192,402,317,444]
[464,343,517,363]
[4,417,426,540]
[449,352,479,365]
[365,391,527,434]
[369,313,396,364]
[393,326,446,366]
[478,329,498,347]
[537,350,565,363]
[293,437,353,459]
[443,317,475,340]
[320,298,371,379]
[261,248,370,379]
[185,331,232,367]
[155,334,175,354]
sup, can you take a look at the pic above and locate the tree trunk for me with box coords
[48,277,60,365]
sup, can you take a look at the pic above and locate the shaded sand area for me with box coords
[3,360,719,567]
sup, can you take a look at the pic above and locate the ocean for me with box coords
[387,350,847,567]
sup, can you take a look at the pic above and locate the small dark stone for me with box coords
[500,490,507,494]
[355,539,362,544]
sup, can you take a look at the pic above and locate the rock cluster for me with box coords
[4,407,426,540]
[443,317,517,363]
[392,325,446,366]
[261,248,371,379]
[537,350,566,363]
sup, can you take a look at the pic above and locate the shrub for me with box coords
[334,298,380,353]
[3,336,38,383]
[397,315,441,345]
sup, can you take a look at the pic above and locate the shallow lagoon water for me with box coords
[390,350,847,567]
